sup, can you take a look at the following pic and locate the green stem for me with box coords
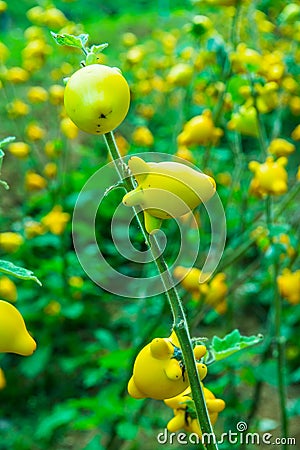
[273,262,288,447]
[264,193,288,447]
[230,0,242,48]
[275,182,300,217]
[265,195,272,229]
[203,0,241,172]
[103,131,218,450]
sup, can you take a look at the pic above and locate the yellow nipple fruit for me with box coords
[64,64,130,135]
[249,156,288,197]
[173,266,202,299]
[227,105,259,137]
[0,300,37,356]
[166,63,193,87]
[164,385,225,437]
[268,138,295,157]
[177,110,223,147]
[128,334,207,400]
[122,156,216,233]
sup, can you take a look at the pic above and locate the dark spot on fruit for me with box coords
[99,113,106,119]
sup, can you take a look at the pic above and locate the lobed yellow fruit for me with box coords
[164,384,225,437]
[122,156,216,233]
[178,110,223,146]
[41,206,70,235]
[249,156,288,196]
[0,300,36,356]
[277,269,300,305]
[268,138,295,157]
[128,334,207,400]
[227,105,259,137]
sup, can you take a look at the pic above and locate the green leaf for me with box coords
[0,137,15,189]
[90,43,108,54]
[205,329,263,363]
[0,136,15,148]
[0,259,42,286]
[51,32,87,49]
[0,180,9,190]
[78,33,89,47]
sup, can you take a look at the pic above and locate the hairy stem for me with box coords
[103,131,218,450]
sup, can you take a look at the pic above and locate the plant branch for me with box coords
[273,261,288,446]
[103,131,218,450]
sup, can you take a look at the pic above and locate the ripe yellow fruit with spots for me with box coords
[64,64,130,135]
[122,156,216,233]
[0,300,37,356]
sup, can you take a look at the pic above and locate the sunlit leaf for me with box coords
[205,329,263,363]
[0,259,42,286]
[51,32,86,49]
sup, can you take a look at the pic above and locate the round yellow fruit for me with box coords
[64,64,130,135]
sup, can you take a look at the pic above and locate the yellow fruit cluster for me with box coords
[164,385,225,437]
[128,332,207,400]
[174,266,228,314]
[128,330,225,437]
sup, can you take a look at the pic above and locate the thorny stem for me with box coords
[103,131,218,450]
